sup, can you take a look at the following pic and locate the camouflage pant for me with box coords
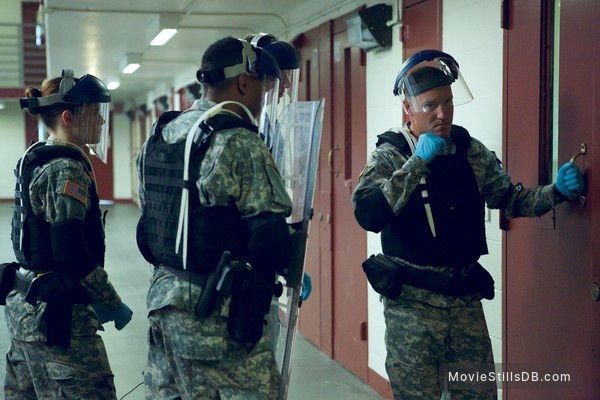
[383,285,497,400]
[144,306,280,400]
[4,337,116,399]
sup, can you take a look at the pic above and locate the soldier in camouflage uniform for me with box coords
[136,37,292,400]
[4,71,132,399]
[352,50,584,399]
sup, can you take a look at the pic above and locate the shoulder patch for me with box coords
[62,180,88,204]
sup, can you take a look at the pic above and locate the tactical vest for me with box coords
[378,125,488,267]
[12,143,105,271]
[136,111,257,273]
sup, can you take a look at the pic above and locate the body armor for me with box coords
[379,125,488,267]
[136,112,258,273]
[12,143,105,271]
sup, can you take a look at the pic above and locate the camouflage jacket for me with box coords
[353,123,565,221]
[137,99,292,312]
[5,139,121,341]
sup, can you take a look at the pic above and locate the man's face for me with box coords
[404,85,454,137]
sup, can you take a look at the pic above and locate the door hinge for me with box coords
[501,0,510,29]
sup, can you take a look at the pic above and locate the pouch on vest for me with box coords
[362,254,404,298]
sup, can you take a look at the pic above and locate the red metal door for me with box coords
[503,1,600,398]
[402,0,442,55]
[295,23,334,356]
[330,16,368,381]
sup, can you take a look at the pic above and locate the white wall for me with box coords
[363,0,504,385]
[0,100,26,199]
[112,112,133,200]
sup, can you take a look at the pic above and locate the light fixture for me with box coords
[147,13,179,46]
[107,81,120,90]
[346,4,393,52]
[120,53,141,74]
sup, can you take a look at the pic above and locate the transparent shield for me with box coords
[400,58,473,114]
[267,100,325,400]
[73,102,110,163]
[258,75,281,148]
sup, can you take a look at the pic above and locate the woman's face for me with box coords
[72,103,106,144]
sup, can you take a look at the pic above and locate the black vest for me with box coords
[136,111,257,273]
[378,125,488,267]
[12,143,105,271]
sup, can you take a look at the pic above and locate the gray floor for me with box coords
[0,203,382,400]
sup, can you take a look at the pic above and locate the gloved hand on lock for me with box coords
[91,302,133,330]
[555,162,584,197]
[301,272,312,301]
[414,133,446,164]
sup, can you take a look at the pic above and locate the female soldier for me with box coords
[4,69,132,399]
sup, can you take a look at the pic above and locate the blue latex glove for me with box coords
[91,302,133,330]
[555,162,584,196]
[414,133,446,164]
[301,272,312,301]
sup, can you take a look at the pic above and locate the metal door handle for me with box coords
[568,143,588,207]
[328,145,339,171]
[569,143,587,162]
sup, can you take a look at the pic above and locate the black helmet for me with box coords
[19,69,111,110]
[263,41,300,70]
[197,39,281,84]
[63,73,111,104]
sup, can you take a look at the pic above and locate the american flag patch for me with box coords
[63,180,88,204]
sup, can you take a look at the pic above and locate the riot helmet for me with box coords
[19,69,112,163]
[393,50,473,114]
[197,38,281,125]
[247,33,301,152]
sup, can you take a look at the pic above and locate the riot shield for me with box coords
[267,99,324,400]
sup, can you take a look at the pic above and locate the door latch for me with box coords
[569,143,587,207]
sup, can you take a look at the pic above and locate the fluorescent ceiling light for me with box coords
[120,53,141,74]
[147,13,179,46]
[107,81,120,90]
[151,29,177,46]
[122,63,140,74]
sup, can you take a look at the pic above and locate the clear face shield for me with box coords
[259,68,298,151]
[394,53,473,114]
[72,102,111,163]
[278,68,299,113]
[258,74,281,149]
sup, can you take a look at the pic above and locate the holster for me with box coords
[0,262,19,305]
[11,270,92,349]
[362,254,495,300]
[227,265,279,348]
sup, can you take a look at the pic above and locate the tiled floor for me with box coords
[0,203,383,400]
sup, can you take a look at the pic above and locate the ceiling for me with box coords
[42,0,364,106]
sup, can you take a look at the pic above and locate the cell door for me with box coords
[330,15,368,381]
[503,0,600,398]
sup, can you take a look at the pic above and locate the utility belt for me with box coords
[0,262,92,349]
[362,253,495,300]
[164,251,283,349]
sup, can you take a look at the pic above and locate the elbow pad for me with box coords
[51,219,98,281]
[353,187,394,233]
[246,212,291,274]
